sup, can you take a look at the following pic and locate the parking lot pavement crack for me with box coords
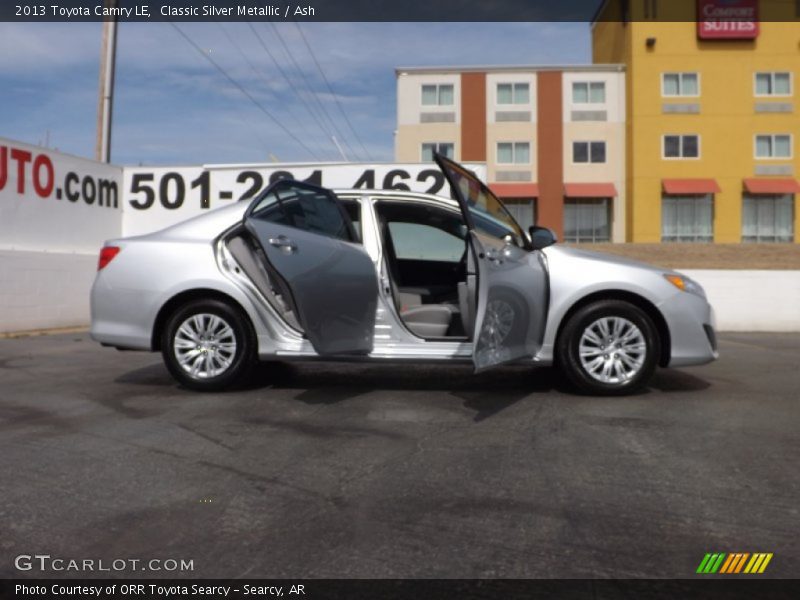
[176,423,235,451]
[195,459,345,508]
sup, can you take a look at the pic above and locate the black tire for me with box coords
[161,298,256,391]
[556,299,660,396]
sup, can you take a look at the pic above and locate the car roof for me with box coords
[331,188,460,208]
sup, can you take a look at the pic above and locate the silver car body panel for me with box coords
[90,190,718,368]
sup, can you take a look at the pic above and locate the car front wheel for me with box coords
[556,299,659,396]
[161,298,255,391]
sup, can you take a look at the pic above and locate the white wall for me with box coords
[0,250,96,333]
[682,270,800,332]
[1,258,795,334]
[0,137,122,253]
[0,138,121,333]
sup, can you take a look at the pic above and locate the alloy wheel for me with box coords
[173,313,238,380]
[578,316,646,384]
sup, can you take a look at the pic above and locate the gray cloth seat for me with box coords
[400,304,454,338]
[457,275,477,338]
[388,268,453,338]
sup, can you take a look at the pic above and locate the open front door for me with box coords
[243,179,378,355]
[434,155,548,371]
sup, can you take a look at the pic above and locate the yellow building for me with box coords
[593,1,800,243]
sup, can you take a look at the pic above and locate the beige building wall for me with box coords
[395,66,627,242]
[484,71,538,183]
[396,71,461,162]
[395,123,461,162]
[561,71,626,242]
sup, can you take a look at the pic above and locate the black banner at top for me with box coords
[3,0,800,22]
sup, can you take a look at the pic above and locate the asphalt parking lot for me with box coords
[0,332,798,579]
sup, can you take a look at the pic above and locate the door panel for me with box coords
[244,180,377,355]
[471,230,548,371]
[434,153,548,371]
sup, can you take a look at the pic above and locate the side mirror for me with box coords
[529,226,558,250]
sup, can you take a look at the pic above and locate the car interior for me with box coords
[224,185,479,342]
[374,200,476,340]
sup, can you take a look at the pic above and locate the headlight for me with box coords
[664,274,706,298]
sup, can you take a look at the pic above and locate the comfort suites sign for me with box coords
[697,0,759,39]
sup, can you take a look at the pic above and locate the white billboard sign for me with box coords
[121,162,486,236]
[0,134,488,246]
[0,137,123,253]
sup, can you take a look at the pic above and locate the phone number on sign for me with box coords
[126,168,448,210]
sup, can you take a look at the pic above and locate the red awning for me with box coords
[489,183,539,198]
[564,183,618,198]
[662,179,721,194]
[743,178,800,194]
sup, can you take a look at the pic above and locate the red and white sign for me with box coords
[697,0,759,39]
[0,136,122,253]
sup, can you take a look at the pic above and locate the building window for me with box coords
[755,72,792,97]
[573,141,607,164]
[663,134,700,159]
[662,72,699,97]
[572,81,606,104]
[421,83,454,106]
[564,199,611,243]
[661,194,713,242]
[755,135,792,159]
[742,194,794,242]
[497,82,530,105]
[502,198,536,231]
[497,142,530,164]
[421,143,454,162]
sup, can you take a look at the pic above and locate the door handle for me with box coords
[480,248,503,265]
[268,235,297,252]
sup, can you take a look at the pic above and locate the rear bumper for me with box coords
[90,274,155,351]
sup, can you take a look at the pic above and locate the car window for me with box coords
[340,199,362,243]
[471,212,523,241]
[436,156,528,245]
[250,180,354,242]
[389,222,464,262]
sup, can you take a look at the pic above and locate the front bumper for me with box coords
[660,292,719,367]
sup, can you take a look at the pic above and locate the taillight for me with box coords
[98,246,121,271]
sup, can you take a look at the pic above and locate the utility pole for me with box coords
[95,0,118,163]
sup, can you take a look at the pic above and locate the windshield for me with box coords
[437,156,529,246]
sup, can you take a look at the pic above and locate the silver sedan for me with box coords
[90,155,717,395]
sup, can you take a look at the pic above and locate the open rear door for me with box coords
[243,179,377,355]
[434,155,548,371]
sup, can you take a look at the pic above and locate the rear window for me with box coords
[389,222,464,262]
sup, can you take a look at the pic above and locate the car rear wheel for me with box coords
[162,298,255,391]
[556,299,659,396]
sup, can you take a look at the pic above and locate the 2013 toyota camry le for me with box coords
[90,155,718,395]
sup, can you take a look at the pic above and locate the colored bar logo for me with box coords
[697,553,773,574]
